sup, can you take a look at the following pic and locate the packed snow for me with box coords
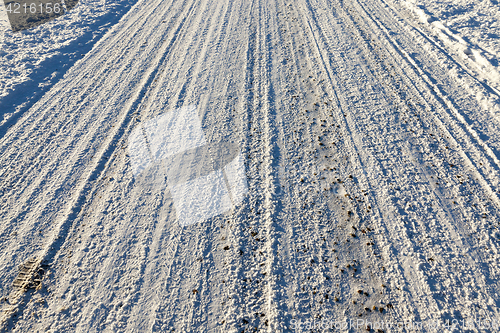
[0,0,500,332]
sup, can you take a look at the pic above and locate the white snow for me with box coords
[224,153,249,206]
[142,105,208,163]
[392,0,500,91]
[0,0,137,126]
[170,169,233,227]
[0,0,500,331]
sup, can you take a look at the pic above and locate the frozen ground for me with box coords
[0,0,500,332]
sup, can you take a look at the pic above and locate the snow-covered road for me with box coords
[1,0,500,331]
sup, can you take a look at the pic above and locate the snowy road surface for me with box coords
[1,0,500,331]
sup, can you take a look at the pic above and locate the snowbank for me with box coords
[393,0,500,90]
[0,0,137,125]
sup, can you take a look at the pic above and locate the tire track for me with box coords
[353,0,500,204]
[302,0,500,327]
[29,0,255,331]
[0,0,196,271]
[0,0,200,329]
[3,0,500,331]
[279,0,398,328]
[346,0,500,325]
[64,0,237,330]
